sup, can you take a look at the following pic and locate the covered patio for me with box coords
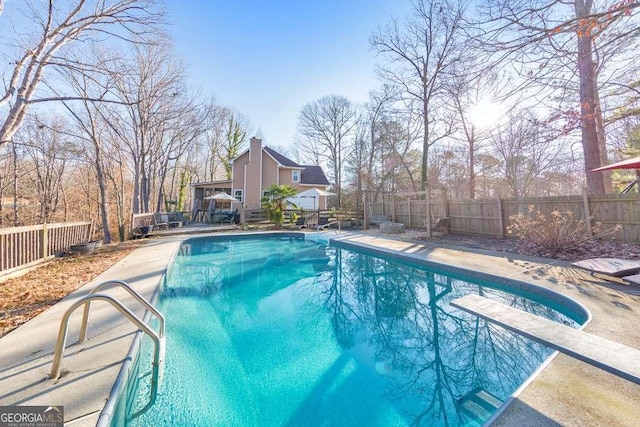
[190,180,233,222]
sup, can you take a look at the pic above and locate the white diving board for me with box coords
[451,294,640,386]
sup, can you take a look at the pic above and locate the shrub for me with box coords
[507,207,617,256]
[260,184,298,228]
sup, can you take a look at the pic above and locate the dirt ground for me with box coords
[1,230,639,339]
[0,240,146,338]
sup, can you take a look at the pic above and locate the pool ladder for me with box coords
[49,280,165,403]
[317,220,341,234]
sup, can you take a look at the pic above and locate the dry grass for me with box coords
[0,240,147,338]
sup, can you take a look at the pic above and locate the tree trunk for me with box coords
[421,96,429,191]
[95,151,112,244]
[575,0,605,194]
[132,163,140,214]
[12,142,18,226]
[593,68,612,193]
[469,126,476,199]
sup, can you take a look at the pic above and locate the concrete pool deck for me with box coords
[1,230,639,426]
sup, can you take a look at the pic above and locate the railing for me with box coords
[130,211,190,234]
[244,209,363,226]
[50,280,165,415]
[79,280,165,342]
[0,222,92,274]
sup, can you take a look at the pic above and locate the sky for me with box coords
[165,0,413,150]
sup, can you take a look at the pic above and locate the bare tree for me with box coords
[152,95,207,212]
[102,39,184,214]
[346,86,395,208]
[491,110,568,199]
[17,115,71,223]
[219,111,249,180]
[54,49,119,243]
[371,0,467,191]
[477,0,640,194]
[198,101,228,182]
[297,95,357,207]
[445,64,504,199]
[0,0,161,148]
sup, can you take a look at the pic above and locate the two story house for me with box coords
[192,138,331,215]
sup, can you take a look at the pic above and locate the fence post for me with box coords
[392,195,396,222]
[408,199,412,228]
[130,212,135,236]
[582,188,593,237]
[362,192,368,230]
[442,189,449,218]
[89,219,95,241]
[497,197,504,238]
[425,187,432,237]
[40,223,49,258]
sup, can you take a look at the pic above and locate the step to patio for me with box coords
[450,294,640,386]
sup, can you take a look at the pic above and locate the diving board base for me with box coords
[451,294,640,386]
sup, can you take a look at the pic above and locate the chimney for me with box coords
[250,137,262,160]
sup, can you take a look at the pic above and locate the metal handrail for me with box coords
[80,279,165,342]
[317,220,341,234]
[49,294,165,406]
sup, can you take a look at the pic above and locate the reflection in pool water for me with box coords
[126,236,578,426]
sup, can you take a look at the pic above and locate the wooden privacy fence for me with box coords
[368,192,640,243]
[0,222,92,274]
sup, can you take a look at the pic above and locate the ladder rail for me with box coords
[317,220,341,234]
[49,294,165,406]
[80,279,165,342]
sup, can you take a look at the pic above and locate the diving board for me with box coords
[571,258,640,277]
[451,294,640,386]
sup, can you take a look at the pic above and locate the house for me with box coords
[191,138,331,215]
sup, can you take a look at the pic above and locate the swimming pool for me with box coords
[118,234,584,426]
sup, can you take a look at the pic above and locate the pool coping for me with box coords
[2,230,640,426]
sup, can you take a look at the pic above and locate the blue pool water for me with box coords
[126,235,580,426]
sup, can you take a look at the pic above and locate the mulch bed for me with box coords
[0,241,146,338]
[417,233,640,261]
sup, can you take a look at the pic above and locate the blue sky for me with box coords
[165,1,412,149]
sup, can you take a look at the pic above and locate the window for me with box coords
[233,189,243,203]
[292,170,300,183]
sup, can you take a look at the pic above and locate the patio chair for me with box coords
[153,212,169,229]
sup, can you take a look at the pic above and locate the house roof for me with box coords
[263,146,301,167]
[300,165,330,186]
[263,145,330,186]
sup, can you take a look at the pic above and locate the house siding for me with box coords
[279,168,304,190]
[232,151,249,207]
[244,138,262,209]
[262,153,279,197]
